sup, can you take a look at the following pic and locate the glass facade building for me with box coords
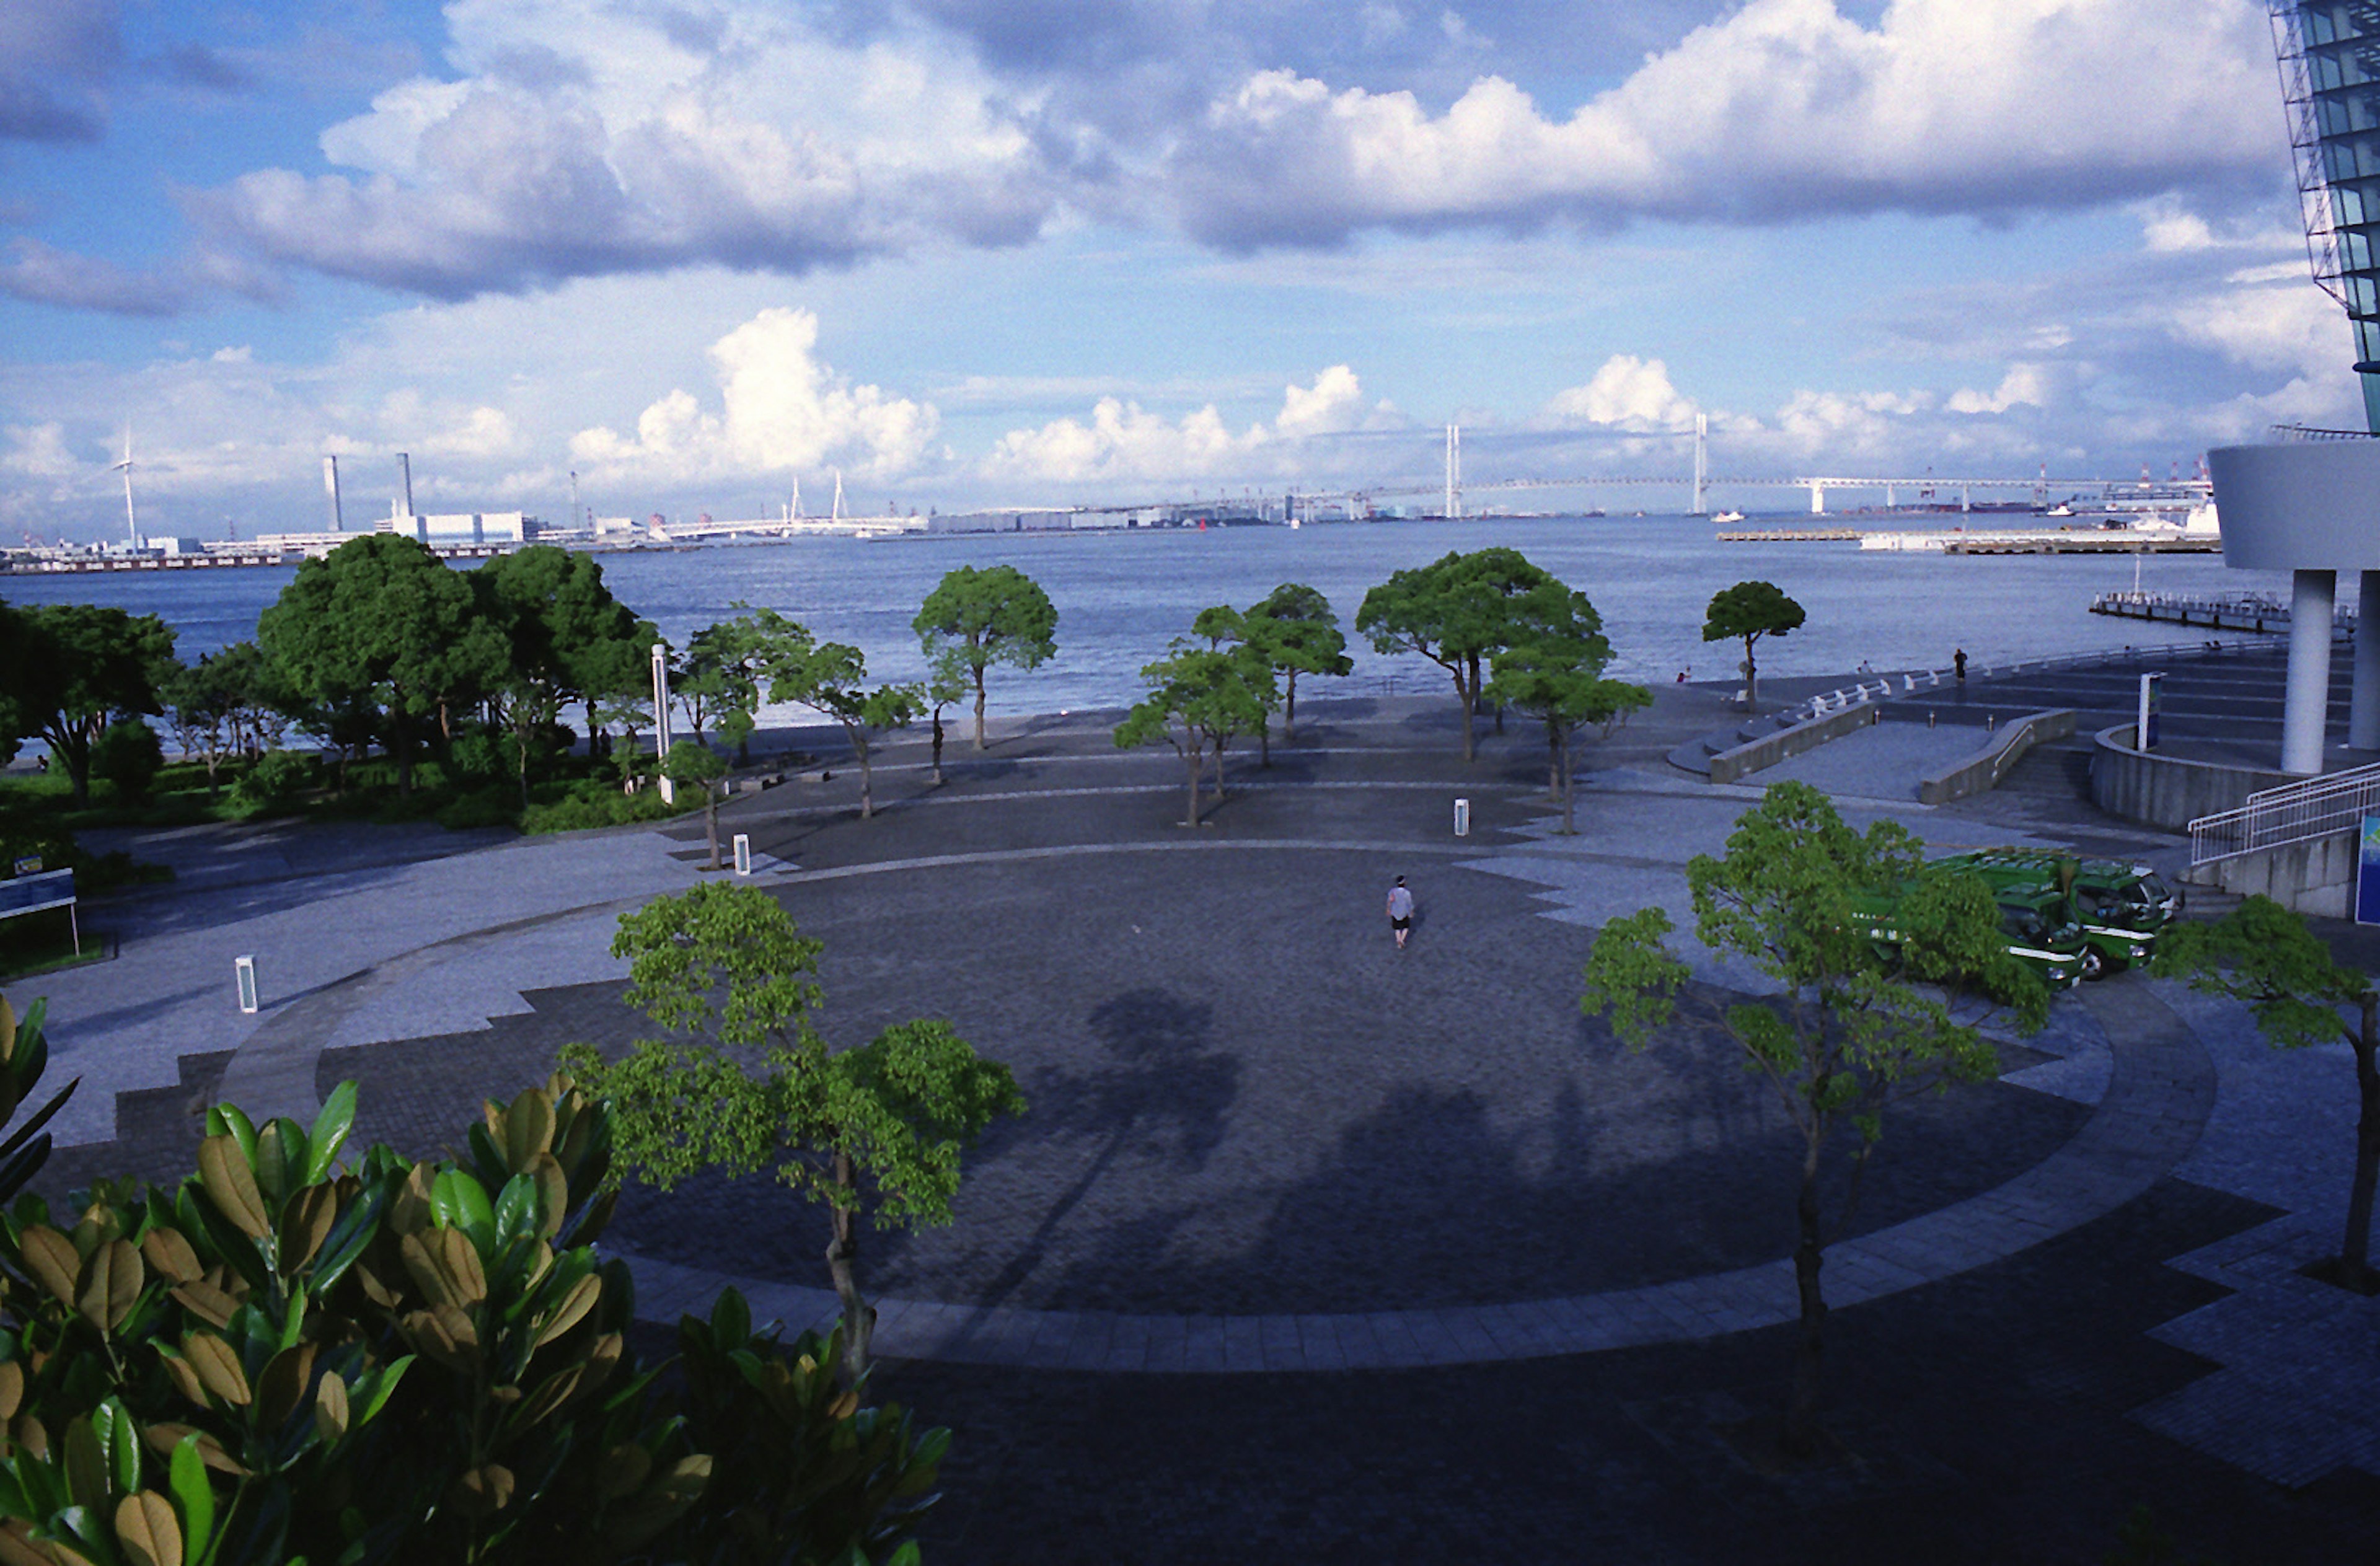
[2279,2,2380,429]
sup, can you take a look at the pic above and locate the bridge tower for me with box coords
[1443,424,1462,519]
[1691,413,1708,515]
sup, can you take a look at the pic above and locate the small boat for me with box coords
[1712,509,1745,524]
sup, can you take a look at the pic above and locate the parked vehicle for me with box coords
[1931,850,2180,979]
[1851,875,2091,990]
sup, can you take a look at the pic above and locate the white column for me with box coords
[1809,481,1824,516]
[2283,568,2337,775]
[2353,570,2380,751]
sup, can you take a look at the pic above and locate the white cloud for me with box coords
[1947,365,2051,415]
[569,307,938,483]
[1542,354,1698,429]
[1,421,75,481]
[984,364,1395,482]
[1173,0,2278,247]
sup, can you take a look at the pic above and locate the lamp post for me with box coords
[651,642,676,804]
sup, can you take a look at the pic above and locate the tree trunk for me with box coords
[1450,666,1476,763]
[1560,728,1577,836]
[931,710,945,784]
[1743,635,1760,708]
[702,788,721,870]
[825,1152,872,1386]
[972,666,989,751]
[1284,669,1299,737]
[1546,723,1562,799]
[852,726,874,819]
[1784,1142,1828,1458]
[2348,996,2379,1280]
[391,702,414,798]
[1182,745,1202,827]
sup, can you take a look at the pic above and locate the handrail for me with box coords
[2191,759,2380,865]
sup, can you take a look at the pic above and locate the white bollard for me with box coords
[733,834,752,876]
[234,955,259,1015]
[1454,798,1471,837]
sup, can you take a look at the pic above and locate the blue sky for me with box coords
[0,0,2355,539]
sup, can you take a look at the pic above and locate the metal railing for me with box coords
[2190,759,2380,866]
[1784,640,2266,726]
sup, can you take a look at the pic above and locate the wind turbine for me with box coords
[113,425,142,550]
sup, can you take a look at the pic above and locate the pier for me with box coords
[2088,590,2350,634]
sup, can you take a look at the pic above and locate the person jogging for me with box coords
[1386,876,1415,949]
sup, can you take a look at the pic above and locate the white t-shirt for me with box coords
[1386,885,1414,920]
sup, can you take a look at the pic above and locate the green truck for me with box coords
[1850,876,2092,991]
[1928,850,2181,980]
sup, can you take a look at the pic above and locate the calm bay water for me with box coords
[0,517,2282,718]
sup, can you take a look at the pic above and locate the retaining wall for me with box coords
[1915,710,2078,806]
[2185,830,2358,920]
[1708,702,1878,785]
[2089,724,2296,833]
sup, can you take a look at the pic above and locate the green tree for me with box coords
[764,641,919,820]
[1244,582,1351,742]
[1355,547,1556,762]
[257,535,502,796]
[663,739,729,871]
[922,646,971,785]
[914,565,1059,750]
[678,605,809,766]
[1703,580,1807,708]
[1113,641,1276,827]
[474,547,654,807]
[1580,781,2043,1457]
[2153,895,2380,1287]
[1483,583,1644,834]
[0,602,178,806]
[560,884,1024,1382]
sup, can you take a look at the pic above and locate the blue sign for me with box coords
[2360,817,2380,926]
[0,868,74,920]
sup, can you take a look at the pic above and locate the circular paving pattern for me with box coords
[512,845,2089,1316]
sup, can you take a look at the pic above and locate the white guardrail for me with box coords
[2190,759,2380,866]
[1784,640,2270,727]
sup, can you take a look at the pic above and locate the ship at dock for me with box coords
[1856,477,2219,555]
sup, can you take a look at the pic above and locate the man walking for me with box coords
[1386,875,1415,949]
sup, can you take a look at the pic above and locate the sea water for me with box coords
[0,516,2285,717]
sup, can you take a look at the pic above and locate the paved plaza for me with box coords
[21,661,2380,1560]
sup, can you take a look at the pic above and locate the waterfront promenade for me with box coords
[21,663,2380,1561]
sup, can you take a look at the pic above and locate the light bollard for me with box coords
[1454,798,1471,837]
[733,834,752,876]
[234,955,258,1014]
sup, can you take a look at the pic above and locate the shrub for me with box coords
[434,788,519,831]
[0,1065,948,1565]
[229,749,318,812]
[519,781,684,835]
[92,721,163,801]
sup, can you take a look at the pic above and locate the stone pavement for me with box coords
[15,675,2380,1559]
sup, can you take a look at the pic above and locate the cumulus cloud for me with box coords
[570,307,938,483]
[1542,354,1698,429]
[192,0,1067,299]
[983,364,1393,482]
[1171,0,2279,249]
[1947,365,2052,415]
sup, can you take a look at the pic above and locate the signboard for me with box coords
[2359,817,2380,926]
[1453,798,1471,837]
[2137,672,2164,752]
[0,868,74,919]
[733,834,752,876]
[235,955,259,1014]
[11,855,38,877]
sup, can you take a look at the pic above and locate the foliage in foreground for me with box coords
[0,1019,946,1565]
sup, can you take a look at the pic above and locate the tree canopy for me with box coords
[1483,581,1637,834]
[1114,639,1276,827]
[0,602,178,806]
[1702,580,1807,708]
[762,638,919,819]
[560,884,1023,1381]
[1243,583,1351,739]
[257,535,503,796]
[1355,547,1556,761]
[913,565,1058,750]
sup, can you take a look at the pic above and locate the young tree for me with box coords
[664,739,730,869]
[1113,644,1274,827]
[1580,781,2043,1458]
[679,606,809,765]
[1703,580,1807,708]
[257,535,502,796]
[163,653,238,796]
[1355,547,1555,762]
[2154,895,2380,1288]
[0,602,178,806]
[914,565,1059,750]
[764,641,920,819]
[560,884,1024,1382]
[1483,585,1645,834]
[1243,582,1351,742]
[923,646,971,785]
